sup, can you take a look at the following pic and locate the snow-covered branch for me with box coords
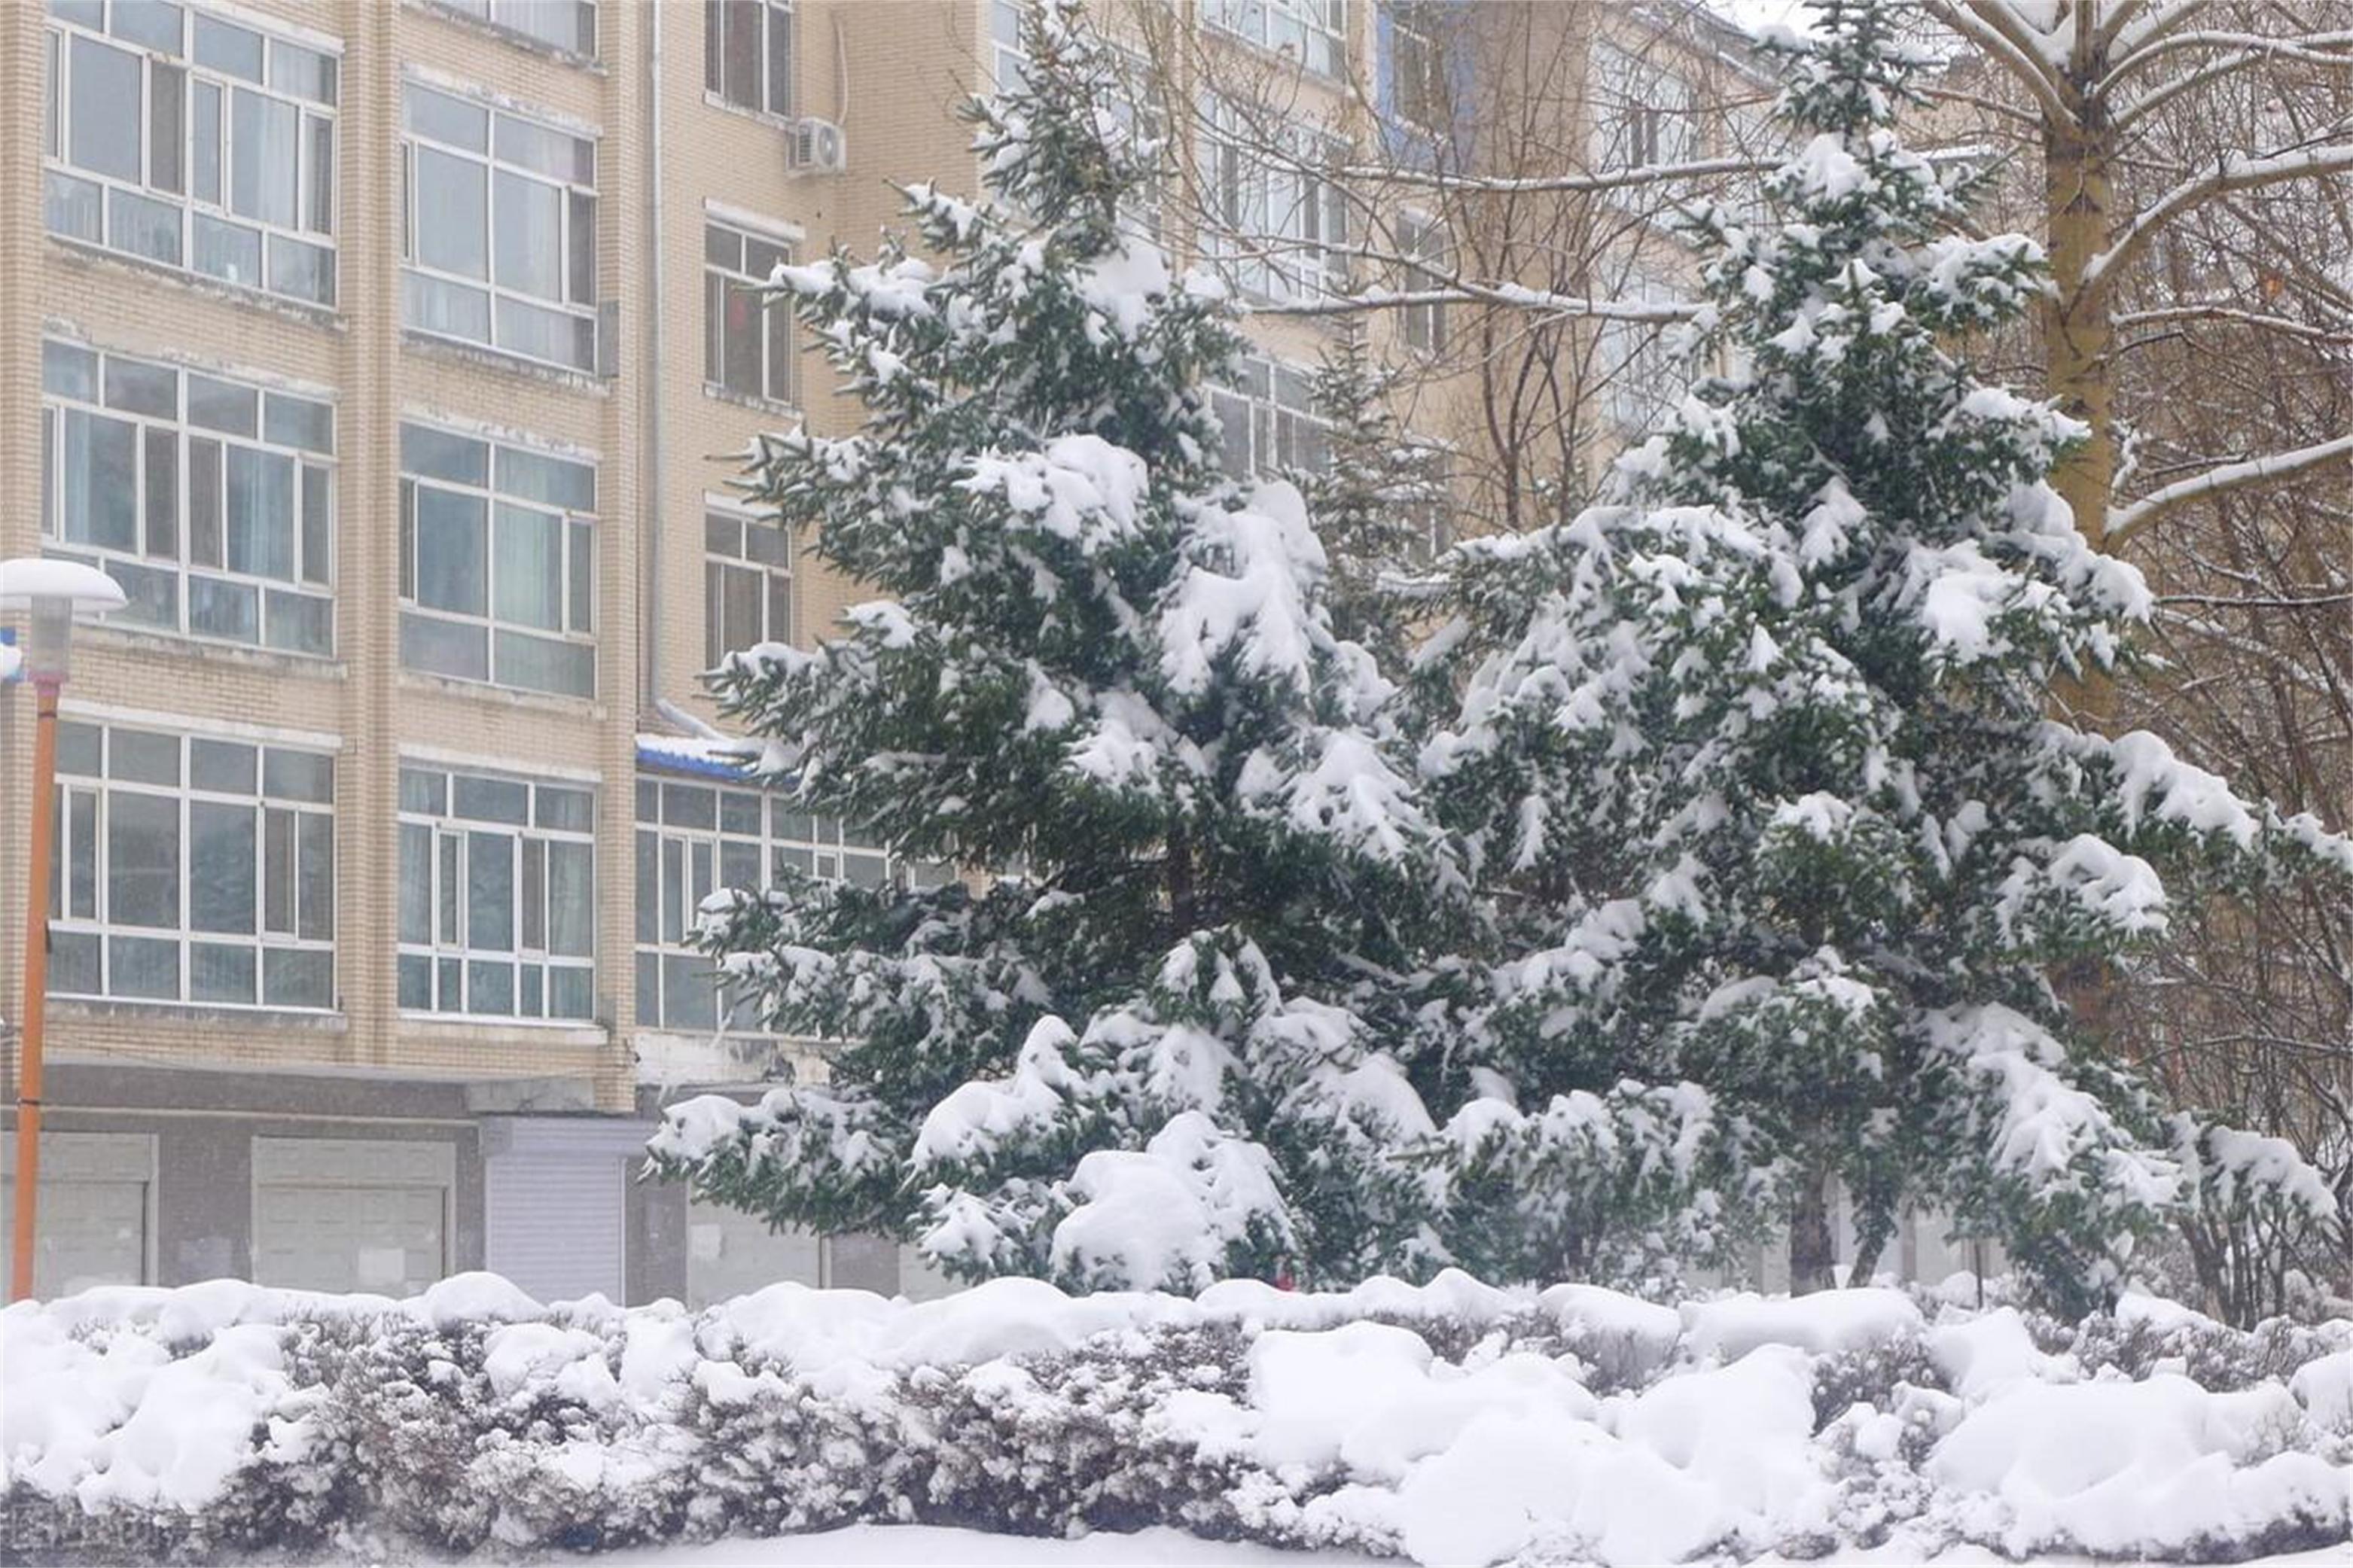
[2084,143,2353,295]
[2107,434,2353,544]
[1249,269,1699,324]
[2116,301,2353,349]
[1332,154,1778,197]
[1920,0,2080,124]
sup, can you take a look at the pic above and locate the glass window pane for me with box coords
[401,424,489,485]
[108,185,184,265]
[548,964,591,1021]
[454,775,531,825]
[190,739,257,793]
[193,15,264,80]
[547,839,593,956]
[229,87,298,227]
[110,934,181,999]
[413,486,487,613]
[494,446,594,511]
[721,0,760,108]
[635,830,659,944]
[188,573,260,639]
[398,612,489,682]
[467,830,514,951]
[107,790,181,927]
[59,724,103,778]
[636,947,660,1026]
[66,412,139,552]
[406,85,488,151]
[492,503,563,629]
[304,113,333,234]
[264,948,332,1008]
[189,802,257,933]
[268,235,334,303]
[399,769,447,815]
[493,114,593,184]
[191,942,257,1005]
[68,37,142,181]
[492,629,593,696]
[263,749,334,802]
[414,148,488,277]
[399,821,433,945]
[113,2,184,53]
[265,393,334,454]
[399,952,433,1009]
[192,79,221,204]
[109,729,180,785]
[225,445,296,580]
[42,341,97,401]
[719,790,761,835]
[492,169,562,298]
[262,807,294,933]
[720,280,760,395]
[265,586,333,656]
[664,784,716,830]
[297,812,334,940]
[568,520,592,633]
[188,437,222,565]
[536,785,594,832]
[187,374,258,435]
[142,428,176,558]
[765,0,793,116]
[270,43,337,106]
[300,464,331,581]
[149,62,185,195]
[467,958,514,1014]
[403,272,492,343]
[193,213,264,290]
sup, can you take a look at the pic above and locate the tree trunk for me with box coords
[1166,815,1196,935]
[1789,1169,1839,1296]
[2043,102,2116,556]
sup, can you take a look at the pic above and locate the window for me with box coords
[1199,96,1349,302]
[1385,2,1448,132]
[989,0,1028,90]
[398,765,594,1020]
[401,84,597,371]
[706,0,793,117]
[1589,40,1693,174]
[704,221,795,405]
[705,508,793,668]
[1403,444,1452,563]
[435,0,596,57]
[398,423,596,697]
[1596,273,1684,437]
[50,720,335,1010]
[1205,0,1347,78]
[635,775,932,1032]
[44,2,337,305]
[40,339,334,656]
[1397,213,1448,356]
[1212,354,1329,479]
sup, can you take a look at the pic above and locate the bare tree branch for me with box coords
[2108,433,2353,543]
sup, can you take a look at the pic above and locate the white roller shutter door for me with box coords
[0,1132,153,1296]
[251,1137,452,1296]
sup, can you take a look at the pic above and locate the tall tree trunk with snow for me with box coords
[2042,115,2116,550]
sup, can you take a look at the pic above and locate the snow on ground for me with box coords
[8,1273,2353,1566]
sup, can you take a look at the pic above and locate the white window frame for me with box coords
[40,338,335,658]
[44,2,339,306]
[703,219,797,407]
[1199,95,1349,303]
[703,502,794,668]
[50,718,337,1012]
[1397,212,1449,357]
[398,421,598,699]
[705,0,794,119]
[1589,39,1695,175]
[1386,1,1447,132]
[635,774,928,1034]
[1213,352,1330,479]
[433,0,597,59]
[400,82,598,372]
[1205,0,1348,79]
[397,764,596,1022]
[1596,271,1684,437]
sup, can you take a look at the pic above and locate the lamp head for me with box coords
[0,558,127,685]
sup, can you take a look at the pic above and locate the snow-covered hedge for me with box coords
[5,1273,2352,1564]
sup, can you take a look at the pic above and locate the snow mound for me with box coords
[4,1277,2349,1566]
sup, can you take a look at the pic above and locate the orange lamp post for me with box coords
[3,559,125,1303]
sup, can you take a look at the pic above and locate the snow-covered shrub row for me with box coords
[6,1272,2353,1565]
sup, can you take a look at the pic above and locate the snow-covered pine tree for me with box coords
[1294,323,1441,674]
[1415,0,2347,1311]
[645,0,1458,1292]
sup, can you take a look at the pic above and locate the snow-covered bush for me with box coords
[9,1272,2353,1565]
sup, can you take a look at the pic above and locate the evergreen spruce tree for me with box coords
[1416,0,2346,1310]
[646,0,1458,1292]
[1294,324,1440,674]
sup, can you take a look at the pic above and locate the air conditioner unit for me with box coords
[787,117,847,175]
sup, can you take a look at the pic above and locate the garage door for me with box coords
[252,1137,452,1296]
[486,1152,626,1305]
[686,1198,821,1308]
[0,1132,152,1298]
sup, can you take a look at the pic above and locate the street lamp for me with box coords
[2,559,125,1303]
